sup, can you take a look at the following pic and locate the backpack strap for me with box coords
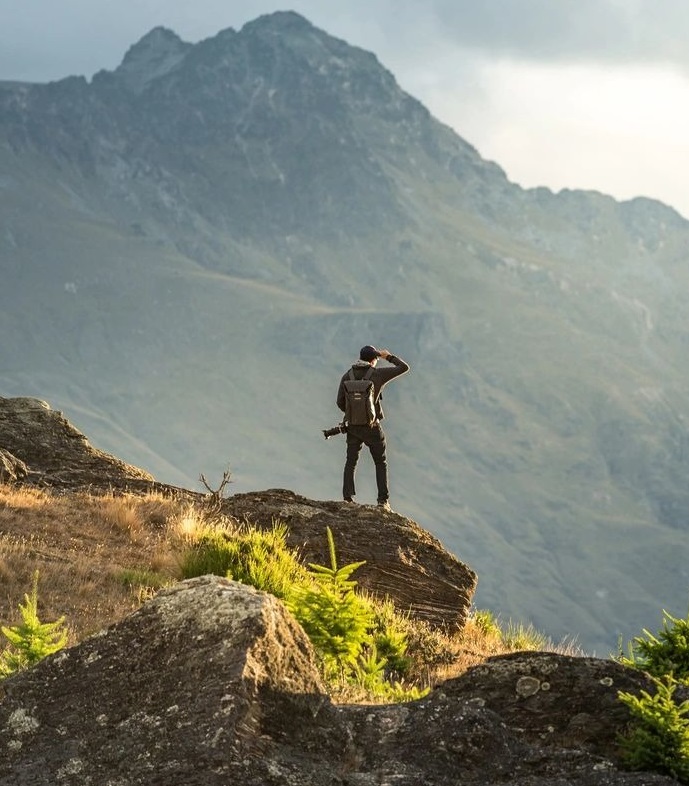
[348,367,374,381]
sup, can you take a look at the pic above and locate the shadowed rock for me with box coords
[0,578,678,786]
[440,651,689,760]
[0,576,344,786]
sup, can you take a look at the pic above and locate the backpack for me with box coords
[343,367,376,426]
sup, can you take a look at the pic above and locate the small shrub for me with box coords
[0,571,69,678]
[618,609,689,683]
[289,529,427,702]
[288,527,373,677]
[370,600,412,676]
[618,674,689,782]
[352,644,429,703]
[354,644,388,691]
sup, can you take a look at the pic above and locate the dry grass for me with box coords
[0,482,584,690]
[0,484,187,643]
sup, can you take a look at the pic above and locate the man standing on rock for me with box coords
[336,345,410,512]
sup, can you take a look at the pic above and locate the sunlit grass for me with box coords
[0,483,185,641]
[0,484,49,511]
[169,504,210,543]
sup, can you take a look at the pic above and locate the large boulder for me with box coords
[0,576,345,786]
[222,488,477,631]
[0,397,154,488]
[440,651,685,759]
[0,578,678,785]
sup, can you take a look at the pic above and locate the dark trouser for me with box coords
[343,423,389,503]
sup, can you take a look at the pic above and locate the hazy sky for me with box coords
[2,0,689,218]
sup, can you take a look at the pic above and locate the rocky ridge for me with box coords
[0,397,153,488]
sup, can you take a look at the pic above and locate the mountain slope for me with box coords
[1,11,689,655]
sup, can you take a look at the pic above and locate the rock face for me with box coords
[223,488,477,631]
[0,577,678,786]
[0,397,154,488]
[442,651,668,760]
[0,449,27,483]
[0,577,341,786]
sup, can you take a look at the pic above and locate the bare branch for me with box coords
[198,466,232,519]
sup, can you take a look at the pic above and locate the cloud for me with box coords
[390,0,689,68]
[4,0,689,83]
[446,59,689,208]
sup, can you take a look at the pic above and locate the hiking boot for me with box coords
[377,500,392,512]
[343,498,356,504]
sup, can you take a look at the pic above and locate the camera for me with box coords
[322,423,347,440]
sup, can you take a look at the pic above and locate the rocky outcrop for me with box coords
[0,577,677,786]
[0,397,154,488]
[0,576,342,786]
[223,488,477,632]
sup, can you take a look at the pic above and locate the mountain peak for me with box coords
[242,10,315,33]
[115,26,191,94]
[238,10,371,70]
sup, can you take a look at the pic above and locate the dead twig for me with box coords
[198,467,232,519]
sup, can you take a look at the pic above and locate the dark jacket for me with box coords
[336,354,410,422]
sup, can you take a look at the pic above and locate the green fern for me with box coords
[618,674,689,782]
[618,609,689,683]
[288,527,373,676]
[0,571,69,678]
